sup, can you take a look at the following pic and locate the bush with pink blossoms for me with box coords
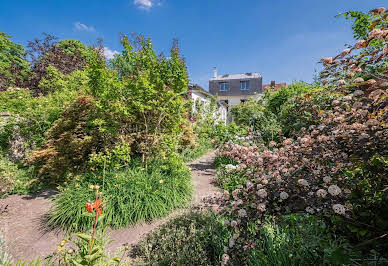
[216,7,388,263]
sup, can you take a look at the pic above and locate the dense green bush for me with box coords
[0,153,37,197]
[210,122,247,146]
[245,214,351,266]
[229,82,340,142]
[230,98,281,143]
[278,89,338,137]
[0,72,84,152]
[136,211,230,266]
[47,155,192,232]
[28,95,106,180]
[180,138,212,162]
[0,31,30,90]
[331,156,388,256]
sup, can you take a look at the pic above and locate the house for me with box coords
[262,81,287,91]
[189,84,228,124]
[209,67,263,107]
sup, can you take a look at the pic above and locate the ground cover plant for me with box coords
[47,155,192,232]
[135,211,230,266]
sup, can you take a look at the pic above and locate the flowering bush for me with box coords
[216,7,388,263]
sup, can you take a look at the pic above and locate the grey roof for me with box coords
[210,72,262,81]
[189,84,214,97]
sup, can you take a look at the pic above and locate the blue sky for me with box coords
[0,0,385,89]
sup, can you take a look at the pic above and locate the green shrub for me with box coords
[180,138,212,162]
[230,98,281,143]
[0,31,30,89]
[28,95,104,180]
[278,89,337,137]
[331,155,388,256]
[0,78,82,151]
[211,122,247,146]
[265,82,318,115]
[47,155,192,232]
[245,214,350,266]
[0,153,37,197]
[136,211,230,266]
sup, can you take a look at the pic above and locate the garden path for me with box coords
[0,151,220,263]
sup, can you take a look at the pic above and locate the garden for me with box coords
[0,6,387,266]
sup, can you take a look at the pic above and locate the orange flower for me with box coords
[93,200,103,215]
[85,202,93,213]
[85,200,103,214]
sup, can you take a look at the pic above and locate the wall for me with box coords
[209,77,262,96]
[217,94,261,107]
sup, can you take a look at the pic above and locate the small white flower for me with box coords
[305,207,315,214]
[297,179,309,187]
[256,189,268,198]
[328,185,341,196]
[332,204,346,215]
[257,203,266,212]
[280,192,289,200]
[237,209,247,218]
[316,189,327,198]
[323,176,332,183]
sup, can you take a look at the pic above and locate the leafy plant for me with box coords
[0,31,30,90]
[136,211,231,266]
[47,155,192,231]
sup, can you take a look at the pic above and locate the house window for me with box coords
[240,81,250,90]
[219,82,229,91]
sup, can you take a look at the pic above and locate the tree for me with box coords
[27,34,93,94]
[0,31,30,90]
[89,35,190,167]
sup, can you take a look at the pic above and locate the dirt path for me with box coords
[0,151,219,263]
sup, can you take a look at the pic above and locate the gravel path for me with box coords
[0,151,219,263]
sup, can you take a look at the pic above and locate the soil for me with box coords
[0,151,220,263]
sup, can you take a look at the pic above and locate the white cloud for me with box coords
[134,0,159,10]
[104,47,119,60]
[74,22,95,32]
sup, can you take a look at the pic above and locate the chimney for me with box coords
[213,67,217,78]
[271,80,275,87]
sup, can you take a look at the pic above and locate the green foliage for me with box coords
[27,36,94,93]
[0,69,85,151]
[46,230,124,266]
[211,122,247,146]
[230,98,281,143]
[245,214,349,266]
[136,211,230,266]
[0,153,37,197]
[278,88,337,137]
[180,138,212,162]
[336,156,388,255]
[88,35,190,165]
[265,82,319,115]
[0,31,30,89]
[229,82,338,141]
[89,142,131,169]
[27,91,131,180]
[47,156,192,232]
[340,11,373,40]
